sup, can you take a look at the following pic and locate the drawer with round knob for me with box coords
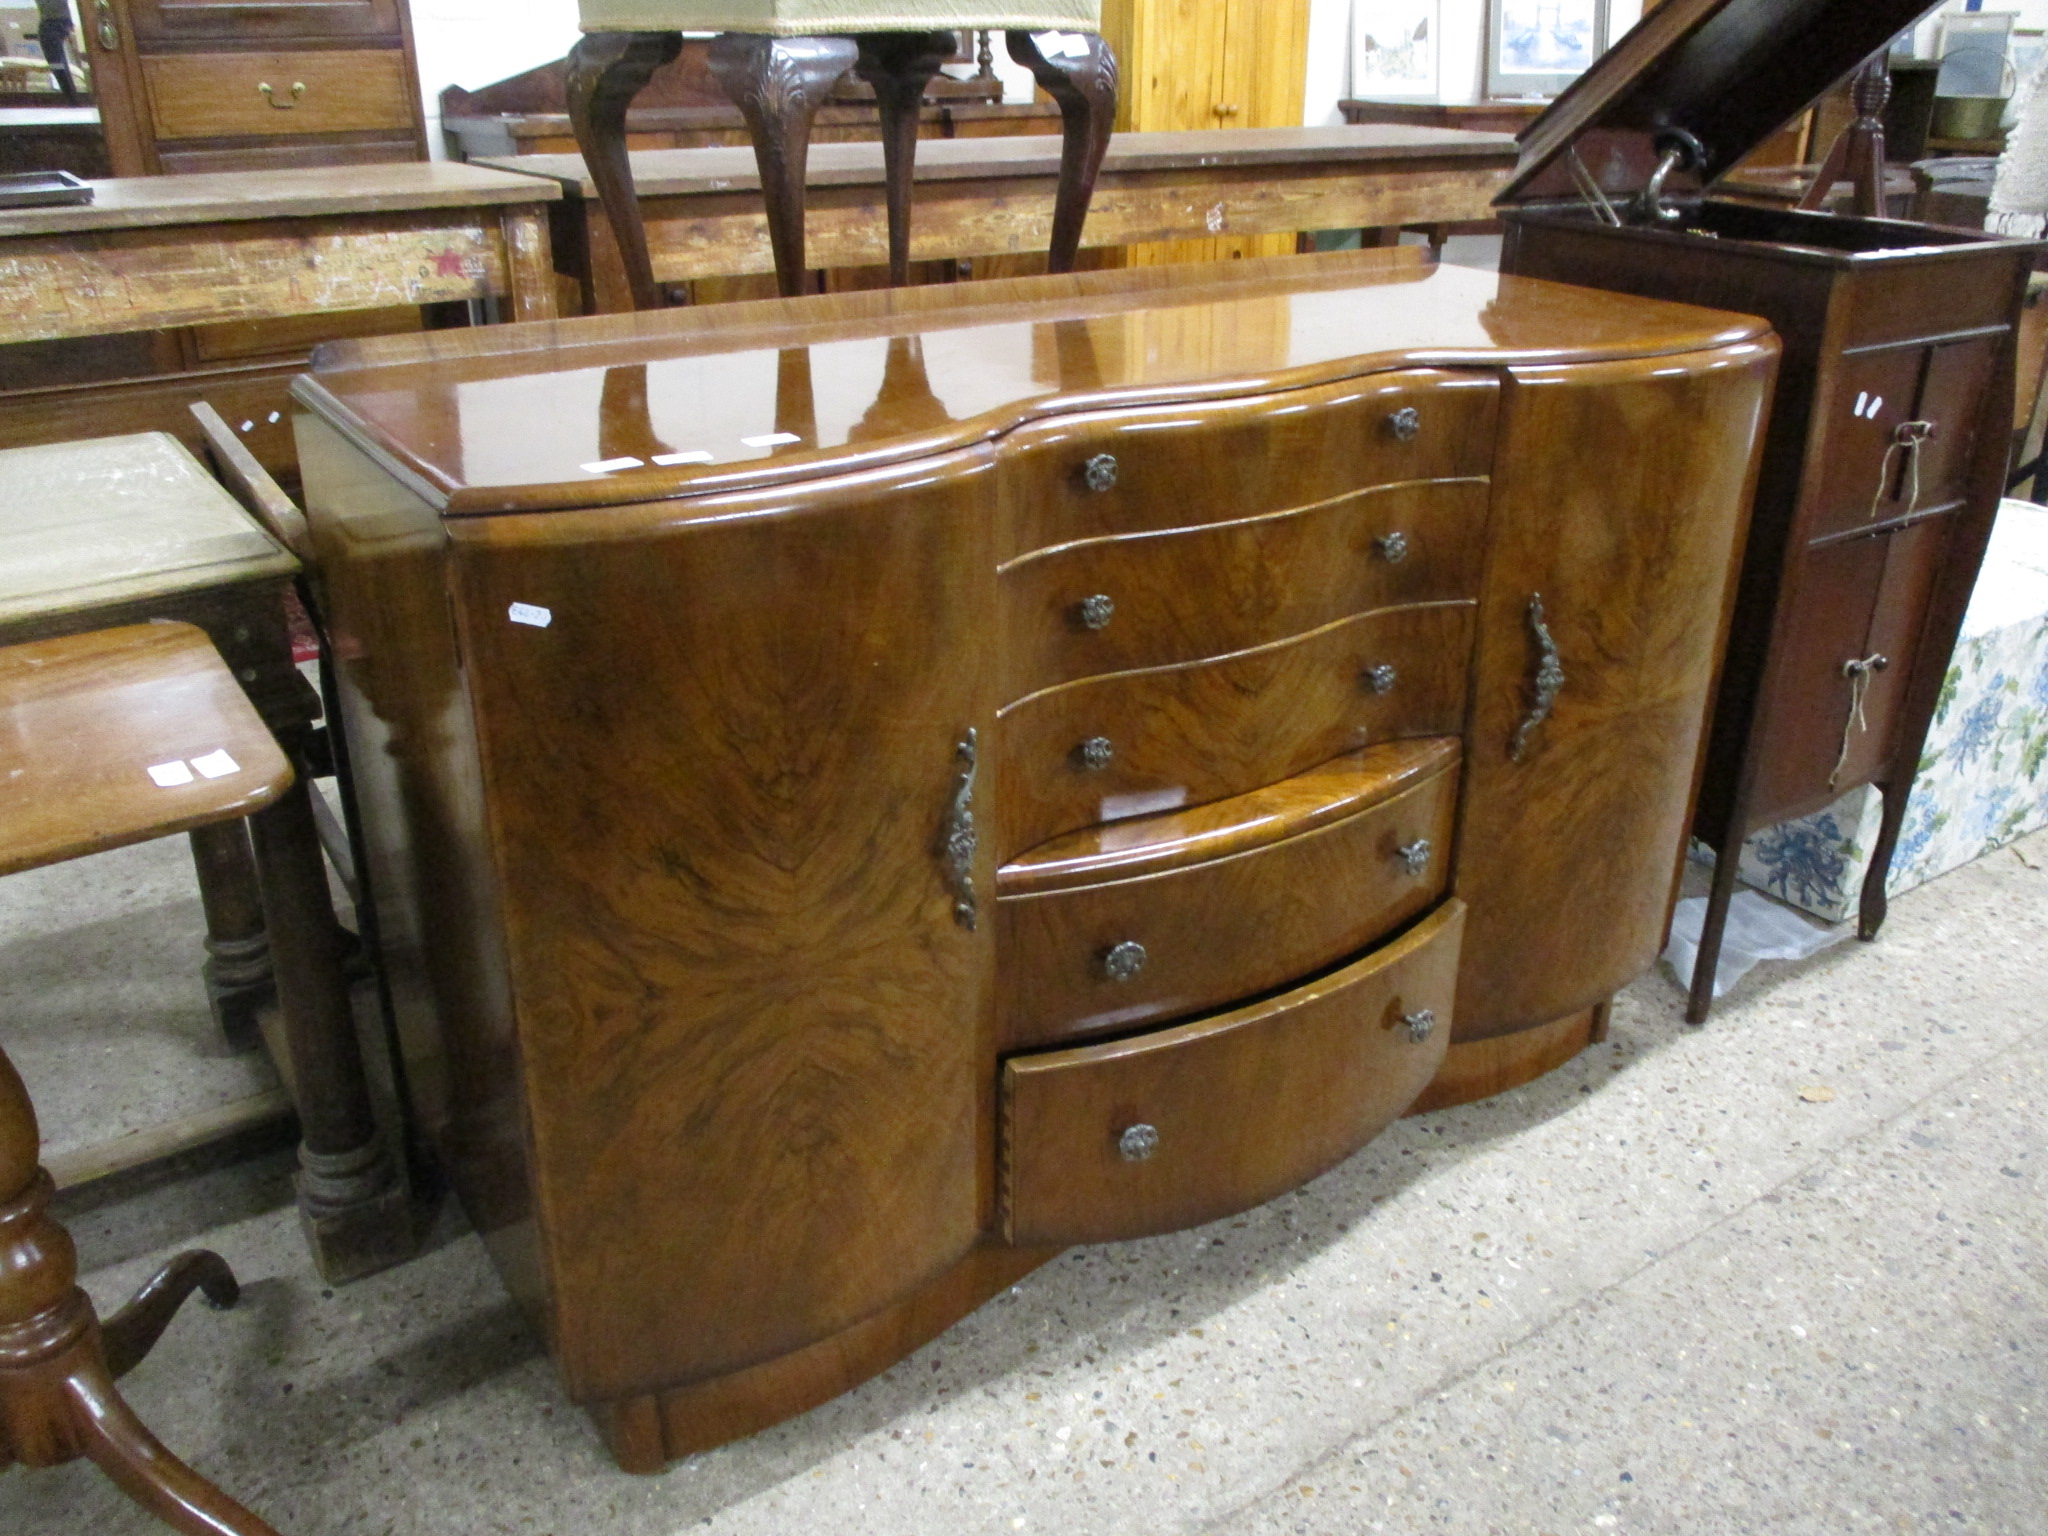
[998,479,1489,703]
[995,740,1461,1050]
[997,370,1499,563]
[999,900,1464,1247]
[994,601,1474,861]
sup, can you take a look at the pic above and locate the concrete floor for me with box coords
[1,830,2043,1535]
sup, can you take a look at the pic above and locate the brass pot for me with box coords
[1932,95,2010,141]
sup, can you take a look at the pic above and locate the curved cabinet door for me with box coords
[448,450,999,1402]
[1453,341,1778,1040]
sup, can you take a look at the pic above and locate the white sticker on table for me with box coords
[148,761,195,788]
[580,457,645,475]
[191,749,241,780]
[741,433,801,448]
[509,602,553,629]
[653,450,715,466]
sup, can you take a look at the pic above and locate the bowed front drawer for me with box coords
[1000,900,1464,1247]
[996,740,1461,1050]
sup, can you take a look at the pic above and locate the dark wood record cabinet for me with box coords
[1495,0,2044,1020]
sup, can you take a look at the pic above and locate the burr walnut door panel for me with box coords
[447,450,999,1404]
[1453,341,1777,1041]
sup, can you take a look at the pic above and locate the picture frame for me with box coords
[1484,0,1609,101]
[1350,0,1439,101]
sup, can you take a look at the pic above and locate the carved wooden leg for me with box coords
[567,31,685,313]
[187,823,270,1053]
[1686,839,1741,1025]
[1857,778,1905,942]
[853,31,957,286]
[247,772,411,1283]
[707,32,860,299]
[101,1253,239,1381]
[0,1048,279,1536]
[1006,30,1118,274]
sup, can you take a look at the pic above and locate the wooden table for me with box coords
[479,125,1518,313]
[0,162,563,478]
[0,621,287,1536]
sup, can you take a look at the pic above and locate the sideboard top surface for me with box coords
[294,250,1770,518]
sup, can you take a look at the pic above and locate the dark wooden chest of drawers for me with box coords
[292,250,1774,1470]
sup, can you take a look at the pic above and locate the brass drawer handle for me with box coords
[1387,406,1421,442]
[1118,1123,1159,1161]
[1376,531,1410,563]
[1075,735,1114,771]
[1397,838,1432,876]
[94,0,117,50]
[1404,1009,1437,1043]
[1076,593,1116,631]
[1510,593,1565,763]
[1364,663,1398,696]
[1084,453,1119,493]
[260,81,308,109]
[937,728,978,932]
[1102,940,1148,982]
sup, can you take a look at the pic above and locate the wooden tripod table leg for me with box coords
[854,31,958,287]
[708,32,860,298]
[567,30,685,312]
[0,1047,280,1536]
[1007,30,1118,274]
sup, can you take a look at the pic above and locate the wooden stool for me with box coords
[0,621,291,1536]
[0,431,410,1284]
[566,5,1116,305]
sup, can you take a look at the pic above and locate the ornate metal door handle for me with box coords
[1387,406,1421,442]
[1084,453,1119,492]
[1509,593,1565,763]
[1364,663,1398,696]
[1376,531,1410,563]
[1397,838,1432,876]
[1102,940,1148,981]
[938,729,978,931]
[1075,735,1115,771]
[94,0,118,49]
[1403,1009,1437,1043]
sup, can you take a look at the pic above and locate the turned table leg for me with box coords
[0,1047,280,1536]
[247,764,411,1284]
[187,823,271,1054]
[567,30,685,312]
[854,31,957,287]
[1007,30,1117,275]
[707,32,860,299]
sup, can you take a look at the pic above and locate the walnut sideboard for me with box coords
[290,249,1775,1470]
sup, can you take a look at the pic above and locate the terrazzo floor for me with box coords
[1,829,2043,1535]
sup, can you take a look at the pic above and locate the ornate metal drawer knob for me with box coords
[1387,407,1421,443]
[1118,1123,1159,1162]
[1403,1009,1437,1043]
[1376,531,1410,563]
[1076,735,1115,771]
[1364,663,1398,696]
[1077,593,1116,630]
[1084,453,1119,493]
[1398,838,1432,876]
[1102,940,1148,982]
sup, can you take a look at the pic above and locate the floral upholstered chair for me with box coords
[566,3,1118,306]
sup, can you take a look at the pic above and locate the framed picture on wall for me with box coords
[1351,0,1439,100]
[1484,0,1609,100]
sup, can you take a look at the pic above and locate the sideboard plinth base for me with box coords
[591,1242,1062,1473]
[1407,1000,1609,1115]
